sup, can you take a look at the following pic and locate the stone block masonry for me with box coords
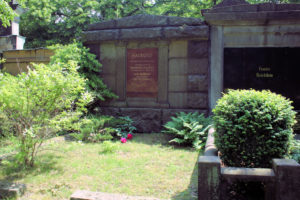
[83,15,208,42]
[198,156,300,200]
[83,15,210,132]
[199,128,300,200]
[2,48,54,75]
[100,107,207,133]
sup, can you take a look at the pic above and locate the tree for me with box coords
[0,0,16,27]
[20,0,221,48]
[20,0,299,48]
[0,59,92,167]
[20,0,158,48]
[148,0,220,18]
[48,42,117,110]
[20,0,101,48]
[0,0,24,27]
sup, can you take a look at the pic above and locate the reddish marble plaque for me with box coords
[126,48,158,98]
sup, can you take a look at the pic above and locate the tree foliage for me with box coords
[20,0,221,48]
[0,0,24,27]
[20,0,101,48]
[20,0,300,48]
[48,42,117,109]
[0,60,92,167]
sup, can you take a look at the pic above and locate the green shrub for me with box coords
[49,42,117,110]
[213,89,297,168]
[163,112,211,149]
[113,116,136,139]
[71,116,114,143]
[71,115,136,143]
[0,61,92,167]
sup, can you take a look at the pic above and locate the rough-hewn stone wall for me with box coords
[83,15,210,132]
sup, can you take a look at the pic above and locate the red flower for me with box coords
[121,138,127,143]
[127,133,133,140]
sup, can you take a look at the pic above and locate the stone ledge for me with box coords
[120,27,162,40]
[205,3,300,13]
[203,2,300,26]
[164,26,208,39]
[87,14,204,31]
[70,190,166,200]
[0,181,26,198]
[221,167,275,182]
[83,25,208,42]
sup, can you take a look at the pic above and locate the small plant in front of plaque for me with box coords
[163,112,211,150]
[112,116,136,143]
[70,115,115,143]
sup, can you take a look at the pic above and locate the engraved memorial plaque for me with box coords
[224,48,300,109]
[126,48,158,98]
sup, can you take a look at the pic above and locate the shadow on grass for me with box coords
[131,133,172,145]
[0,152,63,182]
[132,133,197,152]
[171,152,200,200]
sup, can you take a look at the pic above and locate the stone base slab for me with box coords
[99,107,208,133]
[70,190,166,200]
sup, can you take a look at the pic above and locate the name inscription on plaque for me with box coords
[126,48,158,98]
[256,67,274,78]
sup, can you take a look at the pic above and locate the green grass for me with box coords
[0,133,199,200]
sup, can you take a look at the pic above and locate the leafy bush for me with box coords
[71,116,114,143]
[0,61,92,167]
[289,139,300,163]
[163,112,211,149]
[71,115,136,143]
[49,42,117,110]
[213,89,297,168]
[113,116,136,140]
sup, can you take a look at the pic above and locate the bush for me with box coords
[71,115,114,143]
[71,115,136,143]
[112,116,136,140]
[0,61,92,167]
[49,42,117,110]
[213,89,297,168]
[163,112,211,149]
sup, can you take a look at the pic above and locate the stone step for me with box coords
[70,190,167,200]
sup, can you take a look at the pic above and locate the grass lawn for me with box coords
[0,133,199,200]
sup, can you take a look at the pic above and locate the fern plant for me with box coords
[163,112,211,149]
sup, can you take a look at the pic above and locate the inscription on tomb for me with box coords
[256,67,273,78]
[126,48,158,98]
[224,48,300,110]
